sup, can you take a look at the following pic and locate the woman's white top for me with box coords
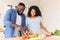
[26,16,42,35]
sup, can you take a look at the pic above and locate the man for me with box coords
[4,2,26,38]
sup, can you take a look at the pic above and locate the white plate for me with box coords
[38,35,46,38]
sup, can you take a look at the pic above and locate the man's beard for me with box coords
[17,10,23,15]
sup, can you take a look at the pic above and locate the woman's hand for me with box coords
[28,30,32,35]
[46,32,52,36]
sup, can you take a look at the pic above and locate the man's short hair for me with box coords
[18,2,25,7]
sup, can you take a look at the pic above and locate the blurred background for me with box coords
[0,0,60,38]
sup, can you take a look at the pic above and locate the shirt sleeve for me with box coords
[3,9,12,26]
[39,16,43,22]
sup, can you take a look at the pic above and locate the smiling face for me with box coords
[30,9,36,17]
[17,5,25,14]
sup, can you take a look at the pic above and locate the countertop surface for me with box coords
[0,36,60,40]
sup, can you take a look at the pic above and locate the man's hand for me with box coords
[17,26,23,30]
[17,26,26,35]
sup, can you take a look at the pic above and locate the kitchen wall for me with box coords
[0,0,60,33]
[40,0,60,32]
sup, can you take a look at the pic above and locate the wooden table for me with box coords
[0,36,60,40]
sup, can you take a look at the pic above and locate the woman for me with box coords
[26,6,51,35]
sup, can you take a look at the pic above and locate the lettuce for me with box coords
[54,30,60,36]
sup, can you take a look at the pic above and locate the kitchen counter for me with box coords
[0,36,60,40]
[42,36,60,40]
[0,37,22,40]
